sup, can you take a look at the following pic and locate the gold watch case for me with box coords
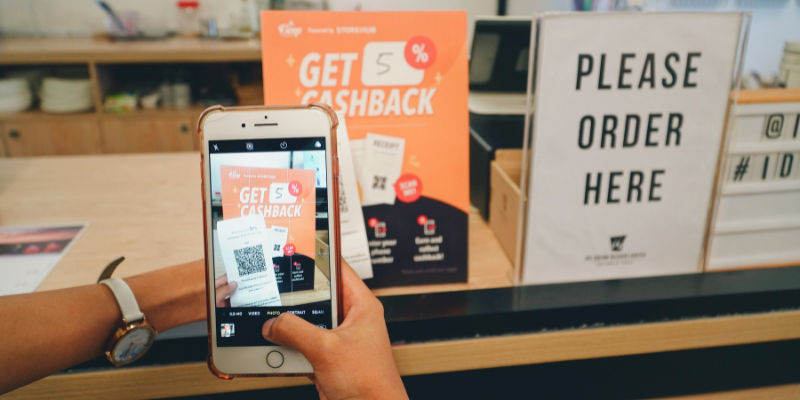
[105,318,157,367]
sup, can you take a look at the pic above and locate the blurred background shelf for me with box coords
[0,37,261,64]
[0,37,264,157]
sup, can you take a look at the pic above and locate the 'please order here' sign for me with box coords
[521,13,744,284]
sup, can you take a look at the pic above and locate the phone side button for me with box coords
[266,351,284,368]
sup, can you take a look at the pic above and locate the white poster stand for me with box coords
[515,13,751,285]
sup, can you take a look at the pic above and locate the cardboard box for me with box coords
[489,149,523,262]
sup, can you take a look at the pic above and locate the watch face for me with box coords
[112,325,155,365]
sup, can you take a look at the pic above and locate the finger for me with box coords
[338,259,375,316]
[215,274,228,289]
[262,313,332,363]
[307,376,327,400]
[215,282,237,307]
[317,384,329,400]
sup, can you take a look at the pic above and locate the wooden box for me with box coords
[489,149,523,263]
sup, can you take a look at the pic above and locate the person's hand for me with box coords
[215,274,237,308]
[262,261,407,400]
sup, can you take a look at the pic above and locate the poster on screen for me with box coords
[519,13,746,285]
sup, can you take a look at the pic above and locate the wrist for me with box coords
[123,260,207,332]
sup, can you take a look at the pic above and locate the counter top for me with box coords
[2,153,799,399]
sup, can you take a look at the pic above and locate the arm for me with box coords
[0,259,207,395]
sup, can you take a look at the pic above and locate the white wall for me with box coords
[506,0,800,77]
[0,0,495,44]
[1,0,795,76]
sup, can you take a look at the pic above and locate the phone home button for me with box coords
[266,351,284,368]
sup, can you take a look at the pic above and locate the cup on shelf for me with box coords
[172,83,191,109]
[140,91,161,109]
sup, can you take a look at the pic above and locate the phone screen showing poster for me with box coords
[209,137,331,347]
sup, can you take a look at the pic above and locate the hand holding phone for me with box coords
[262,260,408,400]
[201,104,343,376]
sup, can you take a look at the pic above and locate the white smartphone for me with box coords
[199,104,342,378]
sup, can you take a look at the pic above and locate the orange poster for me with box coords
[220,165,316,258]
[261,11,469,288]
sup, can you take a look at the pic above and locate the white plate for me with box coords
[41,97,91,107]
[41,77,91,89]
[41,101,92,114]
[41,98,91,108]
[40,93,92,103]
[0,98,31,108]
[0,78,30,95]
[0,100,31,113]
[40,86,91,96]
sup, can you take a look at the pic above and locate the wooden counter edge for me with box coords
[7,310,800,400]
[734,88,800,104]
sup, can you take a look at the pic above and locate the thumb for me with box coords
[262,313,332,362]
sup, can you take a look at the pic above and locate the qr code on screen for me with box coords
[338,179,348,213]
[233,245,267,276]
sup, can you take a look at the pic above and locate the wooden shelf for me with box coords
[98,106,209,119]
[735,88,800,104]
[0,109,97,122]
[0,107,215,123]
[0,37,262,64]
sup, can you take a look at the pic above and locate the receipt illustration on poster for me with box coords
[335,112,374,279]
[360,133,406,207]
[262,11,469,288]
[216,216,282,307]
[270,225,289,258]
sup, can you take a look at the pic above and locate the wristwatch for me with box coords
[100,278,157,366]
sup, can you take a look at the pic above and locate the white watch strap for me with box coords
[100,278,144,324]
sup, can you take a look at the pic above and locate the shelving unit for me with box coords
[0,37,263,157]
[708,89,800,271]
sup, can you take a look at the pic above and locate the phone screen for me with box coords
[208,137,332,347]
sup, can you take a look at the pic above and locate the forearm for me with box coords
[0,259,206,394]
[0,284,120,394]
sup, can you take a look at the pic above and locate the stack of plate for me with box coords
[0,78,32,113]
[40,77,93,114]
[780,42,800,88]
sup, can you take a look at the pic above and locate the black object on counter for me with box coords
[468,17,531,220]
[469,114,524,220]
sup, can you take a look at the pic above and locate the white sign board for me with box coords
[521,13,743,284]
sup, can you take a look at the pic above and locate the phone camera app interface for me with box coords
[209,137,331,347]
